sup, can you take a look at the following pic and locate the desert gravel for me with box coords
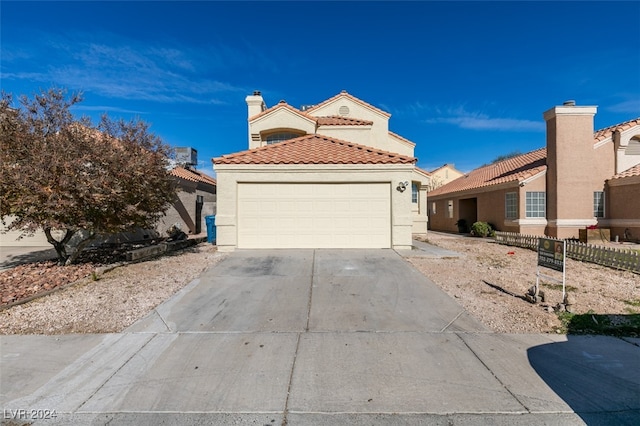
[0,244,225,334]
[410,232,640,334]
[1,235,638,335]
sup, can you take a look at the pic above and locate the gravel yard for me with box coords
[410,232,640,334]
[0,235,638,335]
[0,244,224,334]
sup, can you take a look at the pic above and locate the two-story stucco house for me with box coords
[212,90,430,251]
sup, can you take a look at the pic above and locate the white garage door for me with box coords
[238,183,391,249]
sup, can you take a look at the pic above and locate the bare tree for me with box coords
[0,88,176,265]
[426,174,444,192]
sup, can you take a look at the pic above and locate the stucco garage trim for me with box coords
[214,164,414,251]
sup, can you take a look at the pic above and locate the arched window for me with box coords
[264,130,305,145]
[625,136,640,155]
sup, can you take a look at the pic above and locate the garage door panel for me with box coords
[238,183,391,249]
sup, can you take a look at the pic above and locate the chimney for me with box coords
[246,91,266,118]
[543,101,598,238]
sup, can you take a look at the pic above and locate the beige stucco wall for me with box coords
[307,98,396,154]
[0,216,62,246]
[157,185,216,237]
[249,108,316,149]
[316,126,373,148]
[387,133,416,157]
[410,169,429,235]
[213,163,415,251]
[614,129,640,174]
[429,165,465,190]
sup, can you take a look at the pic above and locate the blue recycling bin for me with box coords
[205,215,216,244]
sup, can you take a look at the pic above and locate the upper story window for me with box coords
[264,131,304,145]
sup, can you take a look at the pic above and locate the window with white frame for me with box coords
[593,191,605,218]
[525,192,546,218]
[431,202,436,215]
[411,183,419,203]
[447,200,453,218]
[264,131,304,145]
[505,192,517,219]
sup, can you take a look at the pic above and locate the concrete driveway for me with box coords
[2,249,639,425]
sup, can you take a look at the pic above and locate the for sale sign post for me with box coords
[537,238,565,272]
[536,237,567,301]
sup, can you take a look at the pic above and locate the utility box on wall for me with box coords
[579,228,611,243]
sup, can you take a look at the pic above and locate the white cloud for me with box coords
[424,105,545,132]
[2,32,247,105]
[608,99,640,115]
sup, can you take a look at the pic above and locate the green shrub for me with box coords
[455,219,468,233]
[471,221,494,237]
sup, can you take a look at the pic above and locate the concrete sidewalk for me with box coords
[1,249,639,425]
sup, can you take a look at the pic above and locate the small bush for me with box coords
[455,219,468,233]
[470,221,494,237]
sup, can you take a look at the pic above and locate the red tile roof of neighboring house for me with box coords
[304,90,391,118]
[429,148,547,197]
[170,166,217,186]
[609,163,640,180]
[214,134,416,165]
[316,116,373,126]
[594,118,640,143]
[388,131,416,147]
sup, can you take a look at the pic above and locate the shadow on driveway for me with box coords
[528,334,640,425]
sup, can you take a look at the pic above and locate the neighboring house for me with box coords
[157,166,217,237]
[428,101,640,241]
[427,163,464,192]
[212,90,430,251]
[1,165,216,247]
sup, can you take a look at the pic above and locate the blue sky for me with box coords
[2,1,639,176]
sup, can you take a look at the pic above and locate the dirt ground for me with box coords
[410,232,640,334]
[0,235,638,335]
[0,244,224,334]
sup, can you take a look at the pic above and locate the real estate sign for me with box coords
[537,238,565,272]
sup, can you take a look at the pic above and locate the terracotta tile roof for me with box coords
[214,134,416,165]
[429,148,547,197]
[249,100,316,122]
[170,166,217,186]
[594,117,640,142]
[316,116,373,126]
[388,131,416,147]
[609,164,640,180]
[305,90,391,118]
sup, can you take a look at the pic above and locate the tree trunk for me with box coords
[64,231,96,265]
[44,227,74,265]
